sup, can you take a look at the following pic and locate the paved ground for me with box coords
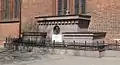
[0,47,120,65]
[2,54,120,65]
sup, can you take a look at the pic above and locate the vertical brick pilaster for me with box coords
[52,0,56,16]
[69,0,74,14]
[67,0,70,10]
[10,0,14,19]
[0,0,4,20]
[55,0,58,15]
[0,0,1,21]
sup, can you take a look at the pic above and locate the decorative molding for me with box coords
[0,20,19,24]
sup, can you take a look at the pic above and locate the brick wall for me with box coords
[88,0,120,43]
[0,0,120,43]
[0,23,19,39]
[0,0,19,44]
[0,0,1,20]
[21,0,53,23]
[0,22,19,45]
[0,0,54,43]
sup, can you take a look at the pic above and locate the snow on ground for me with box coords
[2,54,120,65]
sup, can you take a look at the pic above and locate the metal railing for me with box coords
[4,37,120,52]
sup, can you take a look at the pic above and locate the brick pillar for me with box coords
[9,0,14,19]
[0,0,1,20]
[52,0,56,16]
[69,0,74,15]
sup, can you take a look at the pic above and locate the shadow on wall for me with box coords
[22,18,39,32]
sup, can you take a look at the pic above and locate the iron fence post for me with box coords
[74,41,75,49]
[85,41,86,50]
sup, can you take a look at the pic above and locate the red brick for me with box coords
[0,0,120,43]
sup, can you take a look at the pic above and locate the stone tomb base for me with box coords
[62,32,106,43]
